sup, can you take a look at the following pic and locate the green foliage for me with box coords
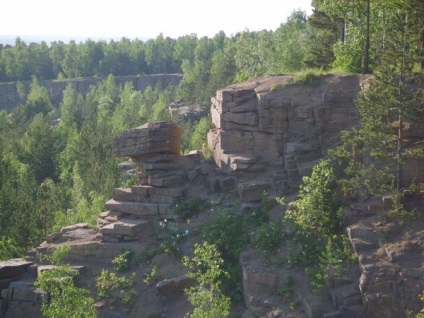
[59,83,84,133]
[53,192,106,232]
[273,10,310,72]
[204,205,250,260]
[278,276,298,310]
[21,114,59,184]
[13,77,53,126]
[188,116,211,152]
[157,227,188,258]
[182,242,231,318]
[203,194,272,298]
[112,250,134,272]
[330,11,424,198]
[387,190,421,224]
[35,245,97,318]
[0,147,39,252]
[278,160,355,289]
[293,69,327,85]
[174,196,210,220]
[97,270,137,308]
[0,236,21,260]
[143,265,160,285]
[303,10,338,70]
[415,294,424,318]
[250,221,285,255]
[287,159,343,238]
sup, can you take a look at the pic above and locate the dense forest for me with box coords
[0,1,424,315]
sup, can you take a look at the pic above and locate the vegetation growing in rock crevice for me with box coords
[35,245,97,318]
[182,242,231,318]
[281,160,355,289]
[0,1,423,316]
[96,251,137,309]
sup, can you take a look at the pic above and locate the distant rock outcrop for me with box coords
[0,74,182,112]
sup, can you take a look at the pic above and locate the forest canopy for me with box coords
[1,0,423,260]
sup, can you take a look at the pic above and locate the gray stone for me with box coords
[61,223,90,233]
[99,218,150,237]
[0,259,32,279]
[105,199,159,217]
[156,276,195,294]
[112,122,183,158]
[237,182,271,203]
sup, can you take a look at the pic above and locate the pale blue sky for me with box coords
[2,0,313,40]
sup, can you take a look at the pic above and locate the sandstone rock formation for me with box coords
[208,75,362,196]
[1,75,423,318]
[346,200,424,318]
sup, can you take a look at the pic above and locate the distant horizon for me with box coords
[1,0,312,46]
[0,34,151,46]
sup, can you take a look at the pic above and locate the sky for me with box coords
[1,0,313,42]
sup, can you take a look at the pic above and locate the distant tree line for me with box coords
[0,11,313,107]
[1,4,423,107]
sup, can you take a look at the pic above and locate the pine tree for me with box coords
[331,8,424,198]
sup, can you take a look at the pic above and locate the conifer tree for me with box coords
[331,8,424,197]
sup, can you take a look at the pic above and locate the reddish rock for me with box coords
[0,259,32,279]
[112,122,183,158]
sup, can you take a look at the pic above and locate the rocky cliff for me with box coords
[0,74,183,112]
[208,75,362,198]
[0,75,423,318]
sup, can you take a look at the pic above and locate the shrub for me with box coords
[387,190,421,224]
[174,196,210,220]
[182,242,231,318]
[293,69,326,85]
[279,160,355,290]
[287,159,343,239]
[0,236,21,260]
[156,227,187,257]
[96,270,136,308]
[250,221,285,255]
[112,250,133,272]
[35,245,97,318]
[143,265,160,285]
[203,195,271,299]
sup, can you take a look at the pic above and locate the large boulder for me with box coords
[112,122,183,158]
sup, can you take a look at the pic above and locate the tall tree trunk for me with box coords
[397,113,403,191]
[421,30,424,69]
[364,0,371,73]
[342,18,346,44]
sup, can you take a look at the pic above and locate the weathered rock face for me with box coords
[0,74,182,112]
[112,122,183,158]
[346,202,424,318]
[0,121,218,318]
[208,75,362,194]
[104,122,203,242]
[1,76,423,318]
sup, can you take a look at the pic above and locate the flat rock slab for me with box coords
[105,199,159,216]
[37,265,85,278]
[0,259,32,279]
[100,218,150,237]
[112,122,183,158]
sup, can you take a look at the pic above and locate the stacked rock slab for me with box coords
[0,259,43,318]
[101,122,185,243]
[208,75,362,196]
